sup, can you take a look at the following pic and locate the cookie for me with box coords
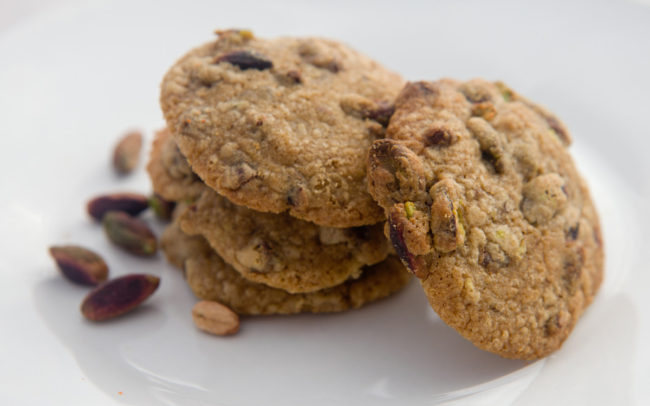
[367,79,604,359]
[160,30,405,227]
[149,129,392,293]
[180,187,390,293]
[146,127,205,202]
[159,203,205,269]
[161,216,411,315]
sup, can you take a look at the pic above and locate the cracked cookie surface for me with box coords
[160,30,404,227]
[367,79,604,359]
[161,214,410,315]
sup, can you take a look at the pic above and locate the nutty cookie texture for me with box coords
[146,127,204,202]
[161,215,410,315]
[179,188,390,294]
[150,130,391,293]
[367,79,604,359]
[160,29,405,227]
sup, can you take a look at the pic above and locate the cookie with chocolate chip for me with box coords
[160,29,405,227]
[161,214,410,315]
[367,79,604,359]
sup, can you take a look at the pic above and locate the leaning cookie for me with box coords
[180,188,390,294]
[367,79,604,359]
[146,127,205,202]
[160,29,405,227]
[161,217,411,315]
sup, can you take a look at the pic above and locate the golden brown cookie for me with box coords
[149,130,391,293]
[367,79,604,359]
[160,30,405,227]
[146,128,205,202]
[161,217,411,315]
[180,188,390,293]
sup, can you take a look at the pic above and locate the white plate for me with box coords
[1,0,649,404]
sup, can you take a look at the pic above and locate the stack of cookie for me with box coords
[148,30,411,315]
[149,29,604,360]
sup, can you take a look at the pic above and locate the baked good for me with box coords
[161,216,410,315]
[160,29,405,227]
[149,129,391,293]
[180,188,389,293]
[146,127,204,202]
[367,79,604,359]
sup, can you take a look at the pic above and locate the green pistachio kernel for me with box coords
[404,201,416,220]
[495,81,514,102]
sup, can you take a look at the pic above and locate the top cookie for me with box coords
[367,79,604,359]
[160,30,405,227]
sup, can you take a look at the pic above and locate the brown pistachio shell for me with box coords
[102,211,157,256]
[49,245,108,286]
[148,194,176,221]
[81,274,160,321]
[113,131,143,174]
[87,193,149,221]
